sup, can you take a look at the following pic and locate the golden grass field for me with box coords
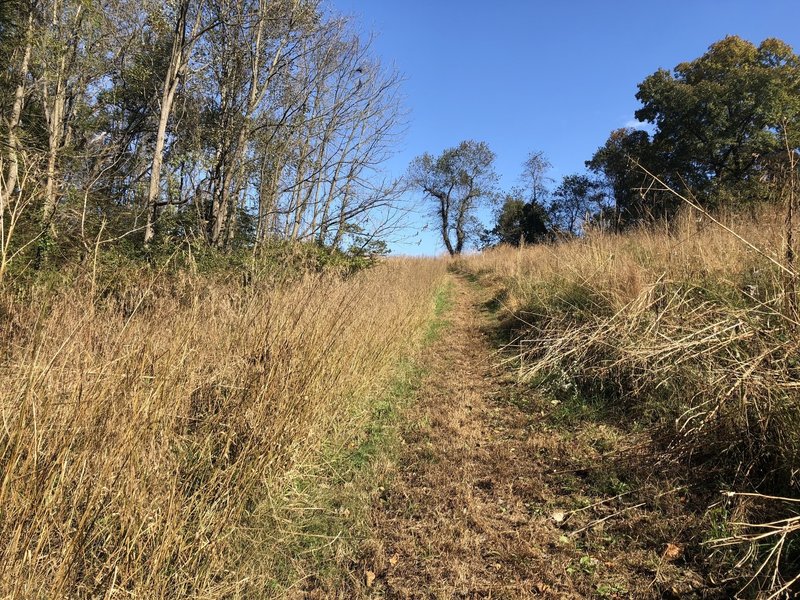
[0,257,446,597]
[1,208,798,597]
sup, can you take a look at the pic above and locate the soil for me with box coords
[345,274,726,599]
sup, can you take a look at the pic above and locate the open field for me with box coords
[3,0,800,595]
[1,209,799,598]
[0,257,446,597]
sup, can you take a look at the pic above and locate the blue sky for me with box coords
[328,0,800,255]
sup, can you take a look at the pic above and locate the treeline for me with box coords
[410,36,800,254]
[0,0,403,280]
[518,36,800,241]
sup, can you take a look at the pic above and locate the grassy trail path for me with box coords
[357,273,559,598]
[341,270,713,600]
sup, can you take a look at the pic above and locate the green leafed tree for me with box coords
[485,192,550,247]
[408,140,498,255]
[635,36,800,206]
[587,127,675,230]
[549,174,607,236]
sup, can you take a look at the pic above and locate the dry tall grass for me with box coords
[461,208,800,594]
[0,257,445,597]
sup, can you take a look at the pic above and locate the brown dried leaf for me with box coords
[365,570,376,587]
[663,542,683,561]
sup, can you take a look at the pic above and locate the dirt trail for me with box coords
[356,275,558,598]
[351,273,712,600]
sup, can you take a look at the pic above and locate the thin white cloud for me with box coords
[623,118,648,130]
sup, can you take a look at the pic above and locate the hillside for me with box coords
[1,208,798,598]
[2,1,800,597]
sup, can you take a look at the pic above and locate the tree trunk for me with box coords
[207,3,290,248]
[255,152,282,246]
[42,72,66,234]
[144,0,194,245]
[1,13,33,212]
[144,84,175,244]
[454,212,466,255]
[436,193,454,256]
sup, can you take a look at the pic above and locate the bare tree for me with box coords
[258,20,405,250]
[521,150,552,206]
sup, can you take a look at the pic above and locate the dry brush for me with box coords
[461,209,800,595]
[0,257,445,597]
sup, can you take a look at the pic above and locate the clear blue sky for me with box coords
[328,0,800,255]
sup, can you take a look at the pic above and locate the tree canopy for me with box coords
[588,36,800,230]
[408,140,498,255]
[483,193,550,247]
[586,128,665,229]
[635,36,800,205]
[549,174,607,236]
[0,0,406,280]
